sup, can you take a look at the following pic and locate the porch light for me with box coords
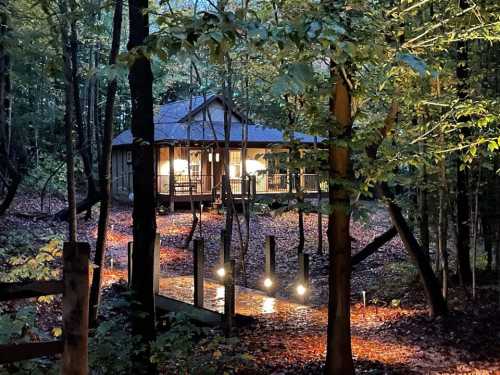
[296,284,307,296]
[208,153,220,162]
[216,266,226,278]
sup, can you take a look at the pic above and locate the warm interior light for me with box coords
[173,159,188,174]
[246,159,265,175]
[264,277,273,289]
[216,267,226,278]
[297,284,306,296]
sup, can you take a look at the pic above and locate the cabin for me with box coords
[111,94,324,208]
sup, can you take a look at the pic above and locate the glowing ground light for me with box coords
[264,277,273,289]
[216,267,226,278]
[297,284,307,296]
[262,297,276,314]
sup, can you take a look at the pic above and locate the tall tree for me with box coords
[59,0,77,243]
[128,0,157,371]
[455,0,472,284]
[325,67,354,374]
[89,0,123,326]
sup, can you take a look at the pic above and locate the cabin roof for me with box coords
[112,94,318,147]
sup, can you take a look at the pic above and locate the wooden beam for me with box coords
[0,341,63,364]
[0,280,63,301]
[156,295,222,326]
[127,241,133,288]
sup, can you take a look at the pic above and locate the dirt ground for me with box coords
[1,194,500,374]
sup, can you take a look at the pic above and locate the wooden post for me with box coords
[219,229,230,266]
[264,235,276,295]
[250,175,257,199]
[169,145,175,212]
[62,242,90,375]
[224,260,235,337]
[298,252,309,303]
[298,253,309,287]
[193,239,204,308]
[127,241,133,288]
[153,233,160,296]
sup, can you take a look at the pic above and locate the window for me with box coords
[229,150,241,178]
[189,150,201,176]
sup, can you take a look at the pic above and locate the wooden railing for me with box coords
[0,242,90,374]
[158,173,326,196]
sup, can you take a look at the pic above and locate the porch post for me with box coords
[210,146,215,192]
[169,145,175,212]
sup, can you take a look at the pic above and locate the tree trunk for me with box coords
[0,0,21,217]
[325,67,354,375]
[89,0,123,327]
[378,183,447,316]
[59,0,77,243]
[366,102,447,317]
[455,0,472,285]
[128,0,157,372]
[314,137,323,255]
[69,5,97,214]
[351,226,397,267]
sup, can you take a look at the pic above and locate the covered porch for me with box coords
[156,145,325,202]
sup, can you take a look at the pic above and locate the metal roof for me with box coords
[112,95,318,146]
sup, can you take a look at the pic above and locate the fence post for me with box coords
[193,239,204,308]
[298,252,309,303]
[127,241,133,288]
[153,233,161,296]
[221,175,229,204]
[224,260,235,337]
[62,242,90,375]
[264,235,276,295]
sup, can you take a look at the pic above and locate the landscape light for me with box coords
[216,267,226,278]
[264,277,273,289]
[297,284,306,296]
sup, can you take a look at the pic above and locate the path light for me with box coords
[362,290,367,308]
[297,284,307,296]
[263,277,273,289]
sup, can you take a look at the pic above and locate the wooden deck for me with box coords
[158,275,310,319]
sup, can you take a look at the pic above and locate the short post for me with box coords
[193,239,204,308]
[224,260,235,337]
[127,241,133,288]
[264,235,276,295]
[297,252,309,303]
[153,233,160,296]
[62,242,90,375]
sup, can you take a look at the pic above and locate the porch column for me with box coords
[169,145,175,212]
[210,146,215,192]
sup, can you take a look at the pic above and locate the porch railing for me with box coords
[157,173,326,196]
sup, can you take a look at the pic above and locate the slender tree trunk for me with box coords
[351,226,397,267]
[69,3,98,215]
[314,137,323,255]
[59,0,77,243]
[325,67,354,375]
[417,149,430,259]
[366,102,447,317]
[438,149,449,301]
[89,0,123,327]
[455,0,472,285]
[0,0,22,217]
[128,0,157,372]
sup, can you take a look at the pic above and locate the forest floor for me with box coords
[1,194,500,374]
